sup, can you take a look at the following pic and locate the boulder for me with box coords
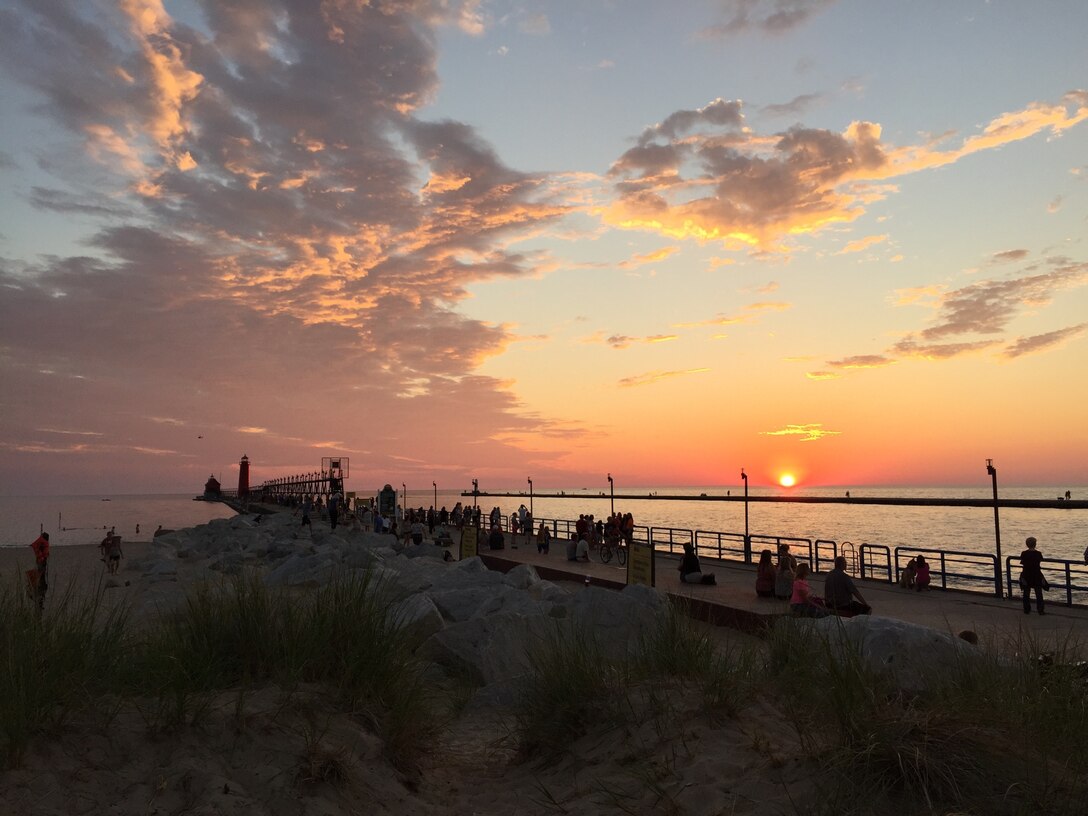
[798,615,978,692]
[418,612,558,685]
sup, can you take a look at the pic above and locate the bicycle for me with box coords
[598,535,627,566]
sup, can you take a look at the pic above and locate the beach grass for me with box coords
[5,568,1088,813]
[763,620,1088,815]
[0,570,437,769]
[0,575,130,766]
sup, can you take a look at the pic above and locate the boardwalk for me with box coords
[477,530,1088,647]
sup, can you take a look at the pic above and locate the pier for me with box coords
[463,490,1088,510]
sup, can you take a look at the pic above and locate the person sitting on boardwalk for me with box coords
[1019,536,1047,615]
[823,556,872,616]
[789,563,828,617]
[565,533,589,561]
[914,555,931,591]
[488,524,505,550]
[755,549,776,598]
[774,553,795,600]
[678,543,716,585]
[899,557,918,589]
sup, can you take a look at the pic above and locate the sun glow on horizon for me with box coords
[779,473,797,488]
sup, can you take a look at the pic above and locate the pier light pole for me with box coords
[472,479,478,512]
[741,468,750,563]
[433,481,437,510]
[987,459,1003,598]
[528,477,533,518]
[402,483,407,513]
[607,473,614,516]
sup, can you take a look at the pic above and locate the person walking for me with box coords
[30,531,50,611]
[1019,536,1047,615]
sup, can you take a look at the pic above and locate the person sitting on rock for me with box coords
[678,543,716,585]
[823,556,872,616]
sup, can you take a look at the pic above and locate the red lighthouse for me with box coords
[238,454,250,499]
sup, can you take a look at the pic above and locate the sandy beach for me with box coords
[2,515,1085,816]
[1,541,154,602]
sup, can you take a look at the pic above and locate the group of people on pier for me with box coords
[751,545,873,618]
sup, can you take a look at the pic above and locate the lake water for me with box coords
[433,485,1088,565]
[0,494,236,548]
[5,486,1085,567]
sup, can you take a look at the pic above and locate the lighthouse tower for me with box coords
[238,454,250,499]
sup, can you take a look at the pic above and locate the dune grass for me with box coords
[511,609,1088,815]
[763,620,1088,816]
[0,570,437,769]
[513,604,756,758]
[0,575,131,766]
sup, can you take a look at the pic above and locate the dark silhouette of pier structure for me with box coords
[216,456,349,507]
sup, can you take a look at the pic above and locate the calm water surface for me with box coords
[6,487,1085,567]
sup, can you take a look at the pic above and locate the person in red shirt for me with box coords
[30,532,50,610]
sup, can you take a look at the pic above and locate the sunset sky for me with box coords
[1,0,1086,495]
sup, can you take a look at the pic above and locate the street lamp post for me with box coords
[402,483,407,515]
[607,473,614,516]
[987,459,1003,598]
[433,481,437,510]
[527,477,533,518]
[741,468,750,563]
[472,479,478,512]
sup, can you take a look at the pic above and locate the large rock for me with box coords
[418,612,558,685]
[391,593,446,641]
[798,615,978,692]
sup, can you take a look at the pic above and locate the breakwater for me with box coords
[465,491,1087,510]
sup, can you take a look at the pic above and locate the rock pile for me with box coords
[124,511,668,688]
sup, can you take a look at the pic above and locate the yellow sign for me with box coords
[627,538,655,587]
[460,525,478,560]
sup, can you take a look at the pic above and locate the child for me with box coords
[914,555,931,591]
[899,557,918,589]
[789,563,828,617]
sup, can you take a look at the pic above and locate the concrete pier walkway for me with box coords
[476,534,1088,647]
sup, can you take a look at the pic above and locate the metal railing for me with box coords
[455,510,1088,608]
[891,546,999,595]
[1003,556,1088,606]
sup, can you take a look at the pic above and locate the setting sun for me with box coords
[779,474,797,488]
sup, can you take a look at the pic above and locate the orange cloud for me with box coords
[604,93,1088,252]
[760,424,842,441]
[837,233,888,254]
[617,368,709,388]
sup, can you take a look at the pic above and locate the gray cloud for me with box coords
[1003,323,1088,359]
[760,93,823,118]
[700,0,838,37]
[0,0,573,492]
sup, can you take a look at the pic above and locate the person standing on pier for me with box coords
[1019,536,1047,615]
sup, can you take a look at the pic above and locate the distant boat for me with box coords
[101,498,111,501]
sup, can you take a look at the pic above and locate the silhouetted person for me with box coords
[1019,536,1046,615]
[823,556,872,615]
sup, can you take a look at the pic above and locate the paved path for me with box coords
[477,533,1088,649]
